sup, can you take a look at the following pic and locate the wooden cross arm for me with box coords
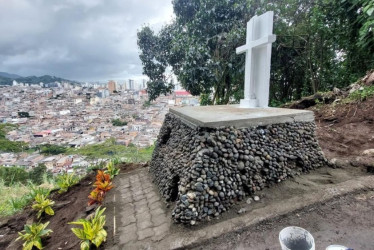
[236,34,276,55]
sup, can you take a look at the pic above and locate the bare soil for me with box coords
[313,97,374,165]
[0,163,146,250]
[191,190,374,250]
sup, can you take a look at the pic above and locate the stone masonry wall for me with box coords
[149,113,329,225]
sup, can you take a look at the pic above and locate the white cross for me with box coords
[236,11,276,108]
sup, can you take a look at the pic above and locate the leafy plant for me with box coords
[349,85,374,102]
[111,157,121,166]
[69,207,107,250]
[28,185,51,200]
[56,172,80,193]
[88,170,114,206]
[88,189,105,206]
[94,170,113,192]
[105,160,120,179]
[16,221,53,250]
[32,194,55,219]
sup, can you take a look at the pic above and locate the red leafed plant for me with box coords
[94,170,114,192]
[88,170,114,206]
[88,189,105,206]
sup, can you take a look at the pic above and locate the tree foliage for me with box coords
[138,0,374,105]
[18,112,30,118]
[40,144,67,155]
[0,124,28,153]
[137,26,175,101]
[111,119,127,126]
[0,164,52,186]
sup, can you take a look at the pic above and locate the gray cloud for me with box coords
[0,0,174,81]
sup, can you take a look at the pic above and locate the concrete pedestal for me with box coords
[149,105,328,225]
[170,105,314,128]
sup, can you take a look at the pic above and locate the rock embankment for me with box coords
[149,113,329,225]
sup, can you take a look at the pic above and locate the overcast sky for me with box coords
[0,0,174,82]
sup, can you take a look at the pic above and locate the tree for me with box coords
[40,144,67,155]
[137,26,175,101]
[138,0,374,105]
[111,119,127,126]
[18,112,30,118]
[29,164,52,185]
[0,166,28,186]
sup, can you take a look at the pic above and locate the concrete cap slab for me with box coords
[170,105,314,128]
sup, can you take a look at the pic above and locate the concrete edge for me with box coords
[169,107,315,128]
[157,175,374,249]
[169,108,205,128]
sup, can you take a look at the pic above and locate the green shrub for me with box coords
[29,164,53,185]
[105,160,120,179]
[349,85,374,101]
[0,139,28,153]
[111,118,127,126]
[56,172,80,193]
[0,165,53,186]
[40,144,67,155]
[0,166,28,186]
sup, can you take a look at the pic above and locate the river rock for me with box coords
[149,113,329,225]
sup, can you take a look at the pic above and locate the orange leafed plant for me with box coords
[88,189,105,206]
[94,170,114,192]
[88,170,114,206]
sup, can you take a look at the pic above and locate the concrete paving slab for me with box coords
[170,105,314,128]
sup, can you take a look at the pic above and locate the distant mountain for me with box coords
[0,72,22,79]
[0,73,80,86]
[0,76,17,86]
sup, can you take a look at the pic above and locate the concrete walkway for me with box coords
[106,167,374,250]
[107,168,171,249]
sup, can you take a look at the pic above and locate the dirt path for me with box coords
[192,190,374,250]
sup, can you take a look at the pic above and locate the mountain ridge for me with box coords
[0,72,22,79]
[0,72,80,86]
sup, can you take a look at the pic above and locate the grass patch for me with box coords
[0,181,31,217]
[348,84,374,102]
[0,165,57,217]
[0,123,29,153]
[68,139,154,162]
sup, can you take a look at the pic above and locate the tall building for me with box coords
[108,80,116,93]
[142,79,147,89]
[128,79,135,90]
